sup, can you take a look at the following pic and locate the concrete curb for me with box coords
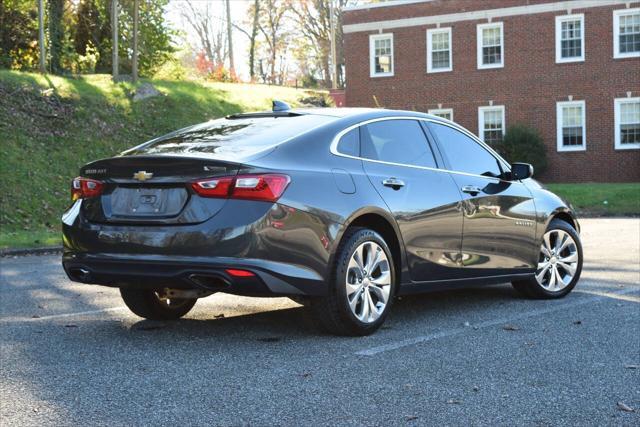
[0,246,63,257]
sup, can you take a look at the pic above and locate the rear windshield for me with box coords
[122,115,332,160]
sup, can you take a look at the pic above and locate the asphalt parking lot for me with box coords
[1,218,639,426]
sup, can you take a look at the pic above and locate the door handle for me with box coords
[461,185,482,195]
[382,178,405,189]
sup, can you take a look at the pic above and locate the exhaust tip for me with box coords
[69,267,92,282]
[188,274,230,291]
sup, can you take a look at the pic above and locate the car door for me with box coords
[426,121,538,276]
[359,118,464,282]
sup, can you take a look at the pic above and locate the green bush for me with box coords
[498,124,548,176]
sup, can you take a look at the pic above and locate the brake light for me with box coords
[71,177,104,201]
[190,176,234,198]
[192,174,290,202]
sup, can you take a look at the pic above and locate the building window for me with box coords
[427,28,452,73]
[369,33,394,77]
[478,106,505,145]
[477,22,504,69]
[556,100,586,152]
[615,97,640,150]
[556,14,584,63]
[428,108,453,121]
[614,8,640,58]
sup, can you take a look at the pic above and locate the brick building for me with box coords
[343,0,640,182]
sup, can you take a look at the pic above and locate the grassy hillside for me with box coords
[0,71,324,248]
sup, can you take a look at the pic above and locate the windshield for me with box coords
[122,114,333,160]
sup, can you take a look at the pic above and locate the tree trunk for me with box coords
[225,0,234,75]
[38,0,46,73]
[111,0,119,80]
[48,0,64,74]
[132,0,139,82]
[249,0,259,81]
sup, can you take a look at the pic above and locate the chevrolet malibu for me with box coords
[62,104,583,335]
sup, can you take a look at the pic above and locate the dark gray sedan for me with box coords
[62,103,583,335]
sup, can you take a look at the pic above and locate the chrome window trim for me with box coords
[329,116,515,181]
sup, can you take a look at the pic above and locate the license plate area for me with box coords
[108,186,188,218]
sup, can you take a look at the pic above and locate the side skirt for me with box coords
[397,272,534,296]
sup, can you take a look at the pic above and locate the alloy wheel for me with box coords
[535,229,579,291]
[345,241,392,323]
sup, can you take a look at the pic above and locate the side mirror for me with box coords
[511,163,534,180]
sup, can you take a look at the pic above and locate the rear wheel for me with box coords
[310,228,396,336]
[512,219,582,299]
[120,288,197,320]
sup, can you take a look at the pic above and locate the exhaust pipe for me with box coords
[188,274,230,291]
[68,267,92,282]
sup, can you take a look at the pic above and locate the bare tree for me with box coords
[181,0,228,67]
[256,0,289,85]
[291,0,356,88]
[234,0,261,81]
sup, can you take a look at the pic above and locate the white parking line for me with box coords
[355,287,639,357]
[0,307,127,323]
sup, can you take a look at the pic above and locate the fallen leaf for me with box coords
[446,399,462,404]
[503,325,520,331]
[617,402,635,413]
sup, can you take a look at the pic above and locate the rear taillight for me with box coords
[191,174,290,202]
[71,177,104,201]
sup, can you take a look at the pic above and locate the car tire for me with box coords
[512,219,583,299]
[120,288,197,320]
[310,227,396,336]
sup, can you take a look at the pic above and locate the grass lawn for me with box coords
[546,183,640,217]
[0,71,326,250]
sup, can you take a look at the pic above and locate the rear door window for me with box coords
[361,119,437,168]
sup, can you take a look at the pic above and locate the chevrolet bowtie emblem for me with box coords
[133,171,153,181]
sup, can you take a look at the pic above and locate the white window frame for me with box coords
[555,14,585,63]
[614,8,640,59]
[369,33,394,78]
[428,108,454,121]
[477,22,504,69]
[556,100,586,152]
[477,105,505,142]
[426,27,452,73]
[614,97,640,150]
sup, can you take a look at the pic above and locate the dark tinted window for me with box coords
[429,123,502,177]
[337,128,359,156]
[361,120,437,168]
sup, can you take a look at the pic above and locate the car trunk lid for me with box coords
[79,156,239,225]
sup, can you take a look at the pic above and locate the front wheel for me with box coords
[512,219,583,299]
[309,228,396,336]
[120,288,197,320]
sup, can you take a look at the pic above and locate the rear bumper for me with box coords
[62,252,326,296]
